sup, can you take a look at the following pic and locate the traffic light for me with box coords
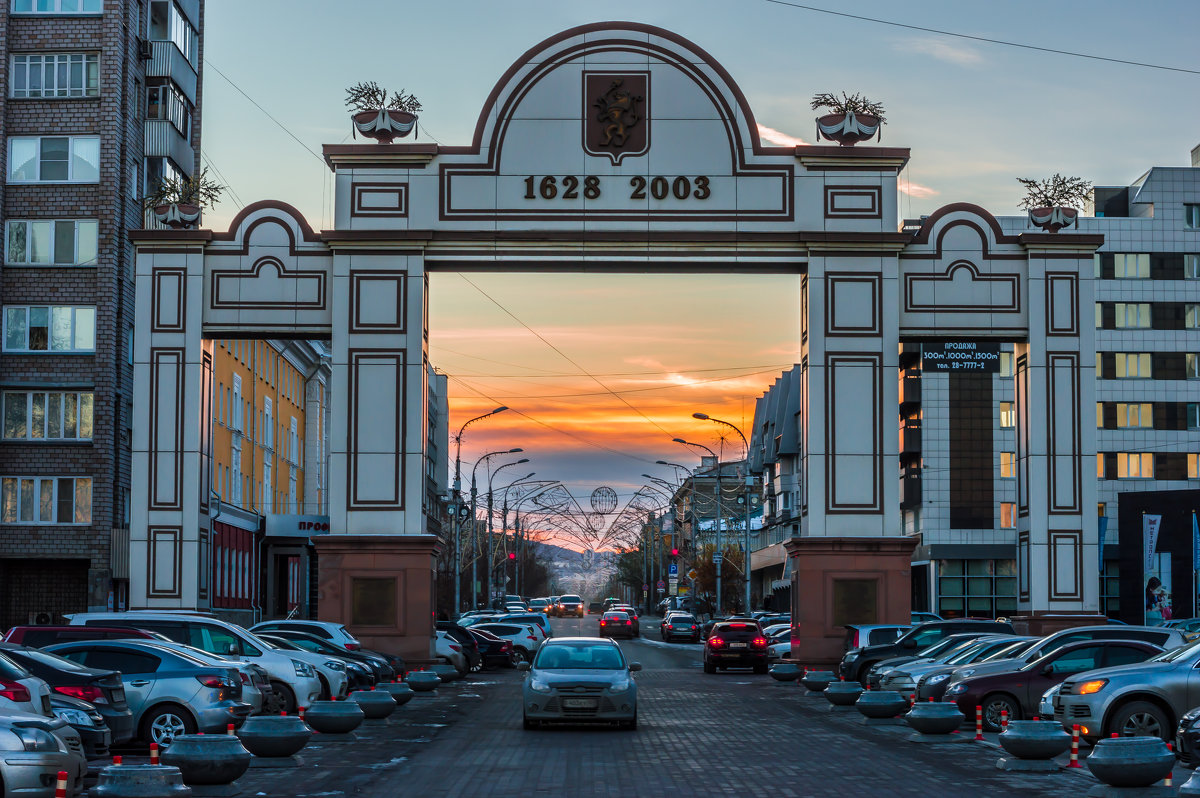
[507,552,516,560]
[670,548,679,557]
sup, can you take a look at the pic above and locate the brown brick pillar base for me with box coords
[784,536,918,668]
[312,535,442,666]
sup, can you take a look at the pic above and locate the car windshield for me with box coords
[917,636,969,657]
[670,616,695,624]
[944,642,990,665]
[560,596,581,603]
[984,640,1030,661]
[1150,639,1200,663]
[534,643,625,670]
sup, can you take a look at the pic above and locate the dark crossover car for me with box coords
[468,628,515,668]
[599,612,636,640]
[436,622,484,673]
[840,620,1015,685]
[704,622,769,674]
[661,614,701,643]
[555,595,585,618]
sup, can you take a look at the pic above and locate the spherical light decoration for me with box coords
[590,486,618,514]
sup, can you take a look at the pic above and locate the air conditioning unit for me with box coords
[137,37,153,61]
[27,611,54,626]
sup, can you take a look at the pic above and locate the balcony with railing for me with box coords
[900,420,921,457]
[899,368,921,408]
[146,40,197,102]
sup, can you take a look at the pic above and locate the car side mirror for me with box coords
[1041,664,1055,676]
[516,662,530,672]
[629,663,642,672]
[901,638,917,649]
[227,643,239,655]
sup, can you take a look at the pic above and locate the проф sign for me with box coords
[922,342,1001,373]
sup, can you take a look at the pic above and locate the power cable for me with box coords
[760,1,1200,75]
[199,148,244,210]
[204,60,326,165]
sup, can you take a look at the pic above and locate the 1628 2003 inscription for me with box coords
[522,175,711,201]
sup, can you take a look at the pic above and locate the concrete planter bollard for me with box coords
[160,734,251,796]
[995,720,1071,772]
[379,682,415,706]
[1086,736,1175,794]
[823,682,864,710]
[799,670,836,696]
[904,702,966,744]
[430,664,461,683]
[1179,767,1200,796]
[406,671,441,693]
[236,715,312,769]
[769,663,802,682]
[856,691,909,726]
[91,763,193,797]
[349,689,397,720]
[301,700,364,741]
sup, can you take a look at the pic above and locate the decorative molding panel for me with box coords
[904,260,1020,313]
[824,352,883,514]
[148,526,182,598]
[823,185,881,219]
[349,271,407,334]
[151,267,187,333]
[351,182,409,218]
[345,349,406,511]
[825,273,881,337]
[148,348,184,511]
[1049,529,1083,600]
[210,256,326,311]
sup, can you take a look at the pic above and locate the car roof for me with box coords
[542,636,617,646]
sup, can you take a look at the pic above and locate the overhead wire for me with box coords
[443,367,785,399]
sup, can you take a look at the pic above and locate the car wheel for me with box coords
[271,681,298,714]
[470,659,484,673]
[858,663,877,688]
[703,661,716,674]
[1110,700,1171,741]
[981,693,1021,732]
[511,647,530,665]
[141,703,196,747]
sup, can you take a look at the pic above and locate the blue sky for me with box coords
[198,1,1200,509]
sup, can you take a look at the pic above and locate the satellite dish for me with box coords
[590,486,618,514]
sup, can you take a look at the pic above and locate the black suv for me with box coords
[703,622,769,674]
[839,619,1015,685]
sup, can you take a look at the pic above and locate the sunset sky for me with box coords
[198,1,1200,510]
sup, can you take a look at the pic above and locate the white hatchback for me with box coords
[0,651,52,718]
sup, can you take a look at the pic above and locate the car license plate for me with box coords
[41,695,51,714]
[563,698,597,709]
[112,688,125,704]
[730,642,747,648]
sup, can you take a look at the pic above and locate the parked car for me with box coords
[4,625,164,647]
[257,629,393,684]
[661,614,701,643]
[879,635,1021,695]
[49,692,110,759]
[249,620,362,651]
[702,616,761,640]
[436,622,484,673]
[1054,639,1200,744]
[555,595,585,618]
[599,612,636,640]
[946,639,1163,731]
[0,710,88,795]
[867,633,994,689]
[1166,618,1200,643]
[1175,705,1200,767]
[493,613,554,640]
[912,612,943,624]
[840,619,1016,685]
[529,599,550,614]
[704,622,769,674]
[843,624,909,652]
[520,638,640,729]
[471,623,543,663]
[768,635,791,662]
[130,640,275,714]
[68,612,323,713]
[0,641,135,745]
[916,637,1036,700]
[255,634,360,695]
[435,631,468,674]
[0,650,52,718]
[467,628,515,669]
[46,640,251,746]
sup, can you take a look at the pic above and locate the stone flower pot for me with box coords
[349,689,396,719]
[904,702,964,735]
[815,111,881,146]
[152,202,201,229]
[430,664,461,683]
[769,663,802,682]
[351,109,417,143]
[998,720,1072,760]
[800,670,836,693]
[303,700,364,735]
[235,715,311,759]
[1028,206,1078,233]
[406,671,441,692]
[856,691,909,719]
[160,734,251,787]
[824,682,864,707]
[91,764,192,797]
[1086,736,1175,788]
[379,682,415,706]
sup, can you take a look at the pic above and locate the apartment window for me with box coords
[10,53,99,98]
[1188,354,1200,380]
[1115,303,1151,329]
[263,458,272,514]
[1188,404,1200,430]
[998,402,1014,429]
[10,0,102,12]
[1116,403,1153,429]
[1187,255,1200,279]
[146,83,191,139]
[1095,303,1102,329]
[149,1,198,67]
[1096,403,1104,429]
[1097,453,1106,478]
[2,391,93,440]
[1189,454,1199,479]
[1117,452,1154,479]
[999,503,1016,529]
[231,374,243,433]
[6,219,98,266]
[0,476,91,524]
[1113,253,1150,279]
[1186,204,1200,229]
[288,467,297,513]
[1187,305,1200,329]
[3,306,95,352]
[230,440,242,505]
[263,397,273,450]
[1115,353,1152,378]
[289,417,298,465]
[7,136,99,183]
[143,156,185,200]
[999,452,1015,478]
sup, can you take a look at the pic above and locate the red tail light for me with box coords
[752,637,768,648]
[195,675,235,688]
[709,637,725,649]
[599,621,606,626]
[0,679,31,702]
[449,644,462,652]
[54,685,104,702]
[625,621,632,625]
[852,631,860,648]
[500,642,512,652]
[239,672,250,684]
[344,643,361,651]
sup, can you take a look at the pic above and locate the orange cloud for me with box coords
[900,181,940,198]
[757,123,808,147]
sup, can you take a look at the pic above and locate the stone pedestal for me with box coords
[785,537,918,667]
[313,535,440,664]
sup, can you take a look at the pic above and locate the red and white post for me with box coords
[54,771,68,798]
[1000,710,1008,731]
[1069,725,1082,768]
[974,706,984,741]
[1165,743,1174,787]
[149,743,158,765]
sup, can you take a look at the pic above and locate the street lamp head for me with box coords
[672,437,687,444]
[655,460,670,466]
[516,458,530,464]
[692,412,710,420]
[491,406,508,415]
[508,447,523,453]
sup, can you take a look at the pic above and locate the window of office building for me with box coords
[1187,204,1200,229]
[1189,454,1199,479]
[1187,305,1200,329]
[1117,403,1153,428]
[1113,253,1150,279]
[998,402,1014,428]
[1115,303,1151,329]
[1188,403,1200,430]
[1117,452,1154,479]
[3,306,95,352]
[1101,560,1120,618]
[2,391,93,440]
[1097,453,1106,478]
[6,219,98,266]
[1096,402,1103,429]
[7,136,99,183]
[10,0,101,12]
[10,53,98,98]
[1116,353,1152,378]
[999,502,1016,529]
[1187,255,1200,279]
[0,476,91,524]
[937,559,1017,619]
[999,451,1015,478]
[999,351,1013,378]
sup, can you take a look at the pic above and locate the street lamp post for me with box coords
[694,413,754,614]
[471,447,522,609]
[499,473,537,596]
[675,437,722,615]
[487,458,529,607]
[452,407,507,616]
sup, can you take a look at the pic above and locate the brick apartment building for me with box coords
[0,0,203,626]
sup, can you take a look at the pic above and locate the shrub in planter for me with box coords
[1017,174,1092,233]
[812,92,885,146]
[346,80,422,143]
[144,167,224,229]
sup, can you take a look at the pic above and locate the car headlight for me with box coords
[945,683,968,697]
[14,727,60,752]
[528,679,554,695]
[1078,679,1108,695]
[927,674,949,685]
[322,660,346,672]
[956,669,975,679]
[609,677,632,693]
[54,708,96,727]
[292,659,315,677]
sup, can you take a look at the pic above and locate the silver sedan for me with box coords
[520,637,640,730]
